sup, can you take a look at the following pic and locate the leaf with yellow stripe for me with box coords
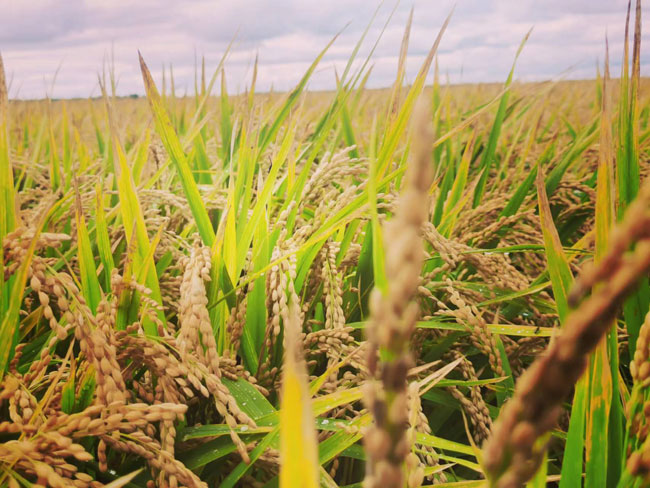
[587,42,620,487]
[74,183,102,314]
[618,0,649,359]
[536,168,573,321]
[101,81,165,334]
[537,166,583,485]
[279,300,319,488]
[95,183,115,292]
[139,52,216,248]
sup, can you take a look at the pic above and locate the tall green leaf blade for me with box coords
[536,169,573,321]
[95,183,115,291]
[473,30,530,207]
[75,187,102,314]
[376,11,452,178]
[617,0,649,356]
[592,43,621,488]
[139,53,216,248]
[101,83,165,334]
[0,53,15,317]
[537,167,579,484]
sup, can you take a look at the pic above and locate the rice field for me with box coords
[2,2,650,488]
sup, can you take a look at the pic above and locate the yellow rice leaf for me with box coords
[279,301,319,488]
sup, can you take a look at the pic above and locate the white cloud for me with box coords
[0,0,646,99]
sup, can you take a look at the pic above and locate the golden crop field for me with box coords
[1,3,650,488]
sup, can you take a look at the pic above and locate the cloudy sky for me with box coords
[1,0,648,99]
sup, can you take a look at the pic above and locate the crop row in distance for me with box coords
[1,2,650,487]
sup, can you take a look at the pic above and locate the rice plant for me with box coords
[2,2,650,487]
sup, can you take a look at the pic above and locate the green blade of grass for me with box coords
[617,0,649,356]
[101,81,165,333]
[279,302,319,488]
[257,32,340,156]
[368,149,387,294]
[592,42,621,488]
[95,183,115,291]
[220,427,280,488]
[536,168,573,321]
[376,10,452,178]
[74,185,102,314]
[473,29,530,207]
[139,52,216,248]
[537,165,584,485]
[0,53,15,317]
[439,129,475,232]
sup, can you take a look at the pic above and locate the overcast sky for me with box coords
[1,0,648,99]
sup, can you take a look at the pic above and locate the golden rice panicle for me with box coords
[321,240,345,330]
[631,309,650,383]
[363,100,434,488]
[443,280,506,381]
[225,289,249,355]
[444,350,492,442]
[177,243,221,376]
[74,304,128,406]
[624,309,650,480]
[407,381,447,484]
[483,178,650,488]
